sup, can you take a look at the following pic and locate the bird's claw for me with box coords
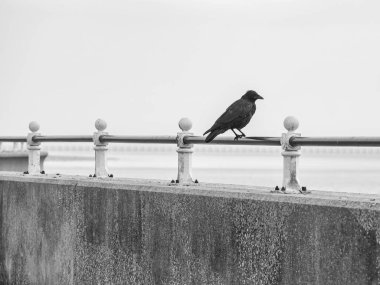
[234,135,244,141]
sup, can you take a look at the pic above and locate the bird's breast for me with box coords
[232,104,256,129]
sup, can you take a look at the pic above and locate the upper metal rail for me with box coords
[2,118,380,147]
[184,136,281,145]
[32,135,93,143]
[99,135,177,144]
[290,137,380,147]
[2,135,380,147]
[0,136,26,142]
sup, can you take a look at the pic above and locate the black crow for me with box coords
[203,90,263,142]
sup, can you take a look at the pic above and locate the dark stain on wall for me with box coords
[280,206,379,285]
[0,181,8,284]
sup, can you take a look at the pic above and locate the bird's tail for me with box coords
[205,129,225,143]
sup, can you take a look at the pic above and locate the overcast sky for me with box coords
[1,0,379,137]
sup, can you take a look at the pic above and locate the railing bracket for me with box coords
[168,178,200,187]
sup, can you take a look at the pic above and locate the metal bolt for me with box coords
[40,170,45,174]
[56,173,60,175]
[195,179,199,183]
[23,171,29,174]
[302,186,307,191]
[275,186,280,191]
[175,179,179,183]
[93,174,96,178]
[108,174,113,178]
[281,186,286,191]
[89,174,92,177]
[171,179,175,183]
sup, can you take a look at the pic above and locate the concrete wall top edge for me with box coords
[0,171,379,211]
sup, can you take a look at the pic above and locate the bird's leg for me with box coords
[237,129,246,137]
[231,129,242,141]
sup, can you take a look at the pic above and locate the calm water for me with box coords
[43,145,380,194]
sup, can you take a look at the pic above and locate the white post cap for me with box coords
[29,121,40,133]
[283,116,299,132]
[178,118,192,132]
[95,118,107,132]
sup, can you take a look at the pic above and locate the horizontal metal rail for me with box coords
[2,134,380,148]
[32,135,93,143]
[0,136,27,142]
[291,137,380,147]
[99,135,177,144]
[184,136,282,146]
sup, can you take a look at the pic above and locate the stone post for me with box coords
[27,121,41,175]
[177,118,194,184]
[13,142,19,151]
[281,116,302,193]
[93,118,109,177]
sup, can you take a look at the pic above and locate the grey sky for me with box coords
[1,0,379,137]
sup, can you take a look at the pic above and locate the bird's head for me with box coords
[241,90,263,102]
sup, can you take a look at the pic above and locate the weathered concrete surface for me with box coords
[0,172,379,284]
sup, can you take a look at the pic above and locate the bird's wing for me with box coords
[212,99,252,128]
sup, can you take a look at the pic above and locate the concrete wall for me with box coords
[0,172,379,285]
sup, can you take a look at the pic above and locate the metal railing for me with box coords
[290,136,380,147]
[1,116,380,194]
[99,135,177,144]
[33,135,93,143]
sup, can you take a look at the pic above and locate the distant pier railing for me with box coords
[1,116,380,194]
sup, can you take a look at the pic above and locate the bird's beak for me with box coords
[257,95,264,100]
